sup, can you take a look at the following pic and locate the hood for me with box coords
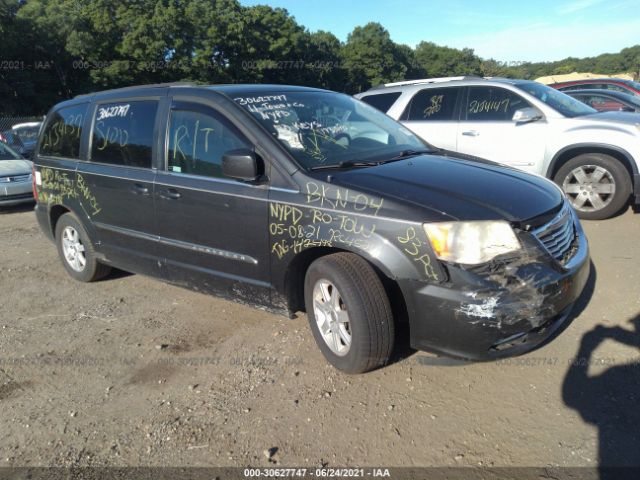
[579,111,640,127]
[0,159,32,177]
[333,154,563,222]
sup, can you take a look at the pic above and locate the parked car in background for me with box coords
[0,121,42,159]
[0,141,34,206]
[356,77,640,220]
[33,83,589,373]
[563,89,640,113]
[0,130,29,158]
[549,78,640,98]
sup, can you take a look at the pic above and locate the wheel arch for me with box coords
[49,204,100,245]
[546,144,637,186]
[283,246,409,324]
[49,204,71,239]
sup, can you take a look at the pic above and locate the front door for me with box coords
[456,86,547,173]
[154,100,271,302]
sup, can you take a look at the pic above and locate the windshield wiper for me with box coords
[309,161,380,171]
[383,149,435,162]
[309,149,437,171]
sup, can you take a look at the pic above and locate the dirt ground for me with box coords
[1,203,640,470]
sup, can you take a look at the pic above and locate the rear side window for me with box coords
[605,84,629,94]
[464,87,531,122]
[584,95,627,111]
[167,104,250,178]
[359,92,402,113]
[404,87,461,121]
[91,101,158,168]
[559,84,591,91]
[40,104,88,159]
[558,84,590,91]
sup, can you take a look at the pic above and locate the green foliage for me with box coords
[499,45,640,80]
[340,23,409,91]
[1,1,639,115]
[414,42,482,78]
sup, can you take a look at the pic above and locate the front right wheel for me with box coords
[554,153,631,220]
[304,253,394,374]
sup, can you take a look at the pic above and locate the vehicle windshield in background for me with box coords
[0,141,22,160]
[516,81,597,117]
[13,125,41,145]
[0,131,25,149]
[234,91,428,170]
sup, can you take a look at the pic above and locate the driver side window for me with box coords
[465,87,531,122]
[167,104,250,178]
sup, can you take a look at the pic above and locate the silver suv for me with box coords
[356,76,640,220]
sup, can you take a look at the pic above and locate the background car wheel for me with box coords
[304,252,394,374]
[55,213,111,282]
[554,153,631,220]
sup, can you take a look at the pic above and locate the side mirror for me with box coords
[512,107,543,124]
[222,149,261,182]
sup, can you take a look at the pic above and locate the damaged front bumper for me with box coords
[401,212,590,360]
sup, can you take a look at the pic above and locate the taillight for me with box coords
[32,165,38,202]
[0,133,6,143]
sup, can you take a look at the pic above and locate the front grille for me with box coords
[532,203,577,264]
[2,192,33,201]
[0,174,31,183]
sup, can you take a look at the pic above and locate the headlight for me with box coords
[423,220,521,265]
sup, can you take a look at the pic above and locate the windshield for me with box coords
[0,141,22,160]
[14,125,41,144]
[516,82,597,117]
[233,91,428,170]
[625,95,640,108]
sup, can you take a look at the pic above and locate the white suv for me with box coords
[356,77,640,220]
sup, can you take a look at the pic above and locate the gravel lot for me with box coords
[1,203,639,471]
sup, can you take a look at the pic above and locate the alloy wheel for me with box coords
[61,226,87,272]
[312,279,352,356]
[562,164,615,212]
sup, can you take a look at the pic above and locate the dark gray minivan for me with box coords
[33,83,590,373]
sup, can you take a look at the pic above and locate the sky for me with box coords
[240,0,640,63]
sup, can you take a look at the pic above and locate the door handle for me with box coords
[132,183,149,195]
[159,188,181,200]
[462,130,480,137]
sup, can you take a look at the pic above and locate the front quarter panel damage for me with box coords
[268,178,447,300]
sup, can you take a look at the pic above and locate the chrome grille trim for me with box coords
[532,203,577,264]
[0,174,31,183]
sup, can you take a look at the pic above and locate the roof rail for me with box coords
[372,76,483,89]
[74,81,196,99]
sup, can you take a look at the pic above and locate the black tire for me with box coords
[55,212,111,282]
[304,253,394,374]
[554,153,631,220]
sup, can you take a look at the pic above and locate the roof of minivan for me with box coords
[47,83,339,114]
[210,84,332,95]
[71,82,330,101]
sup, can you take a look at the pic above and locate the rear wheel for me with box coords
[554,153,631,220]
[304,253,394,374]
[55,213,111,282]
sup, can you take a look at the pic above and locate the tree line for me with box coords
[1,0,639,115]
